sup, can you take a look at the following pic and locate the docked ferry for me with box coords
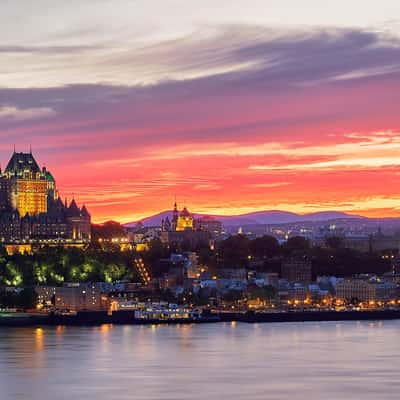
[133,303,202,321]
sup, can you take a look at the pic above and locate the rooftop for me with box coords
[4,152,41,175]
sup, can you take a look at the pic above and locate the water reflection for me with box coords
[0,321,399,400]
[55,325,65,335]
[35,328,44,352]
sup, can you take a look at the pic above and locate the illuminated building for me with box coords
[168,202,194,232]
[335,279,376,303]
[1,151,53,216]
[36,283,107,311]
[176,206,194,231]
[133,303,201,320]
[336,279,399,304]
[161,202,213,247]
[0,150,91,247]
[163,202,221,234]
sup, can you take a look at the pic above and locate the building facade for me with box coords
[195,215,223,234]
[0,151,91,246]
[281,259,312,283]
[160,203,220,248]
[36,283,107,311]
[336,279,399,303]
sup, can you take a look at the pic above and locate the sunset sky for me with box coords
[1,1,400,223]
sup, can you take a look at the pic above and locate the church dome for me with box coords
[180,207,191,217]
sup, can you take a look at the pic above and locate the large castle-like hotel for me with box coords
[0,150,91,247]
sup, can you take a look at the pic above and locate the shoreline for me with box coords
[2,309,400,327]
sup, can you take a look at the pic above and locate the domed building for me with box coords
[160,202,216,248]
[176,206,194,231]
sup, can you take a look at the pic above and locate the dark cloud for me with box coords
[0,27,399,153]
[230,29,400,85]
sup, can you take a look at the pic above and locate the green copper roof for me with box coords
[46,171,55,182]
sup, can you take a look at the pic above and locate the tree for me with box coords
[17,287,38,309]
[247,285,276,301]
[91,221,127,242]
[282,236,310,256]
[103,263,126,283]
[218,235,250,268]
[249,235,279,259]
[145,238,166,262]
[221,289,243,303]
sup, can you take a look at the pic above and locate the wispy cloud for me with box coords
[0,45,103,54]
[1,27,400,221]
[1,26,400,89]
[0,106,56,121]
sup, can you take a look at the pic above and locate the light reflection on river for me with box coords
[1,321,399,399]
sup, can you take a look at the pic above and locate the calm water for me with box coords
[1,321,399,399]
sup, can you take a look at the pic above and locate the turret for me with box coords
[67,198,81,217]
[81,204,90,218]
[172,201,179,231]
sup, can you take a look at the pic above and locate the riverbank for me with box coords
[220,309,400,323]
[2,309,400,326]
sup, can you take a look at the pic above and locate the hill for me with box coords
[125,210,365,227]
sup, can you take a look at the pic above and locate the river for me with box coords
[1,321,399,399]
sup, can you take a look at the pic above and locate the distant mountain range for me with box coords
[125,210,366,227]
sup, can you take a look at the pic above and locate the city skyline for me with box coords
[1,1,400,223]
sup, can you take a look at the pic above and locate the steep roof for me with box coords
[5,152,41,175]
[81,205,90,217]
[67,199,81,217]
[56,197,65,209]
[47,196,66,218]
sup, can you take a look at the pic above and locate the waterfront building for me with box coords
[54,283,105,311]
[36,283,108,311]
[336,279,376,303]
[382,271,400,285]
[375,281,399,302]
[264,272,280,288]
[308,283,332,305]
[288,283,308,303]
[36,286,57,307]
